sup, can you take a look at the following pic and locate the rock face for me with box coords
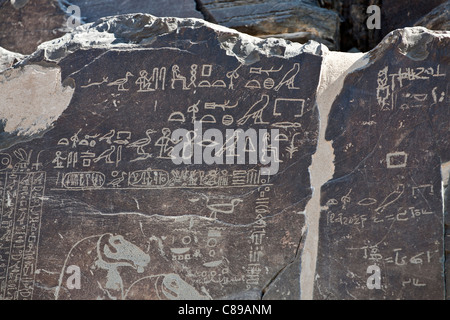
[0,0,67,54]
[446,185,450,299]
[0,47,24,72]
[314,28,449,299]
[0,14,323,300]
[2,0,447,57]
[66,0,203,22]
[322,0,447,51]
[198,0,340,50]
[322,0,382,52]
[414,0,450,31]
[0,0,203,55]
[381,0,447,38]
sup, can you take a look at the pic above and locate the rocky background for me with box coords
[0,0,449,300]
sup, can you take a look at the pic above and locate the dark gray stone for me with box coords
[444,163,450,299]
[323,0,447,52]
[0,0,67,54]
[414,0,450,31]
[0,0,203,55]
[342,0,381,52]
[65,0,203,22]
[0,14,323,300]
[314,27,449,299]
[381,0,447,38]
[261,251,301,300]
[198,0,340,50]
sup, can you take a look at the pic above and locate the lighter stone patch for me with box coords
[10,0,29,9]
[300,49,367,300]
[0,47,24,72]
[442,161,450,188]
[0,64,74,137]
[397,27,433,61]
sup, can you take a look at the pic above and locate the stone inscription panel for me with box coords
[314,33,449,299]
[0,25,322,299]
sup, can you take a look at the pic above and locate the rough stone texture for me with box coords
[0,47,24,72]
[66,0,203,22]
[0,0,203,55]
[0,0,68,54]
[314,28,449,299]
[322,0,447,51]
[414,0,450,31]
[198,0,340,50]
[0,14,323,300]
[321,0,381,52]
[381,0,447,38]
[444,160,450,299]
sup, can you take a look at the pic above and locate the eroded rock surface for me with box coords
[0,14,323,300]
[66,0,203,22]
[0,0,203,56]
[381,0,447,39]
[321,0,447,51]
[198,0,340,50]
[414,0,450,31]
[314,28,449,299]
[1,11,449,300]
[0,46,24,72]
[0,0,67,54]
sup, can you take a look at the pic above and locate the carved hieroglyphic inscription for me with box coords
[0,168,45,300]
[314,30,449,299]
[0,19,322,299]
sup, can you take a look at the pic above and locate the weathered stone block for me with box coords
[414,0,450,31]
[198,0,340,50]
[66,0,203,22]
[1,10,448,300]
[314,27,449,299]
[0,14,323,300]
[381,0,447,38]
[0,47,24,72]
[0,0,203,55]
[0,0,67,54]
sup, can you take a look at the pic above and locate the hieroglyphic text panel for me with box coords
[0,25,322,299]
[314,33,449,299]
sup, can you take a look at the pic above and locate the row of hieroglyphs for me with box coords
[344,241,440,291]
[54,168,268,190]
[376,65,447,111]
[324,183,435,229]
[167,95,305,129]
[244,185,271,288]
[0,172,46,300]
[81,63,301,93]
[50,91,309,170]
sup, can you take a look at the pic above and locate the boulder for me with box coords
[1,10,449,300]
[323,0,447,51]
[0,46,24,72]
[381,0,447,38]
[0,14,323,300]
[314,27,449,299]
[197,0,340,50]
[414,0,450,31]
[0,0,68,54]
[66,0,203,22]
